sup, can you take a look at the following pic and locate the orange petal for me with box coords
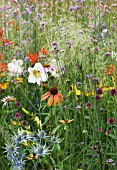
[41,92,50,101]
[58,93,64,101]
[54,94,59,106]
[47,95,53,106]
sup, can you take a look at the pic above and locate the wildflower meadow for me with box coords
[0,0,117,169]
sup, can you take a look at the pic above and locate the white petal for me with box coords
[41,73,48,82]
[28,74,37,83]
[17,60,23,66]
[34,63,43,70]
[37,78,41,86]
[28,67,33,74]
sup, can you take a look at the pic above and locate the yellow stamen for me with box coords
[33,70,40,78]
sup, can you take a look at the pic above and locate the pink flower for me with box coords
[106,130,111,135]
[108,118,115,125]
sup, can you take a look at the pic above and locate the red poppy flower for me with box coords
[39,48,47,55]
[28,52,39,64]
[41,86,64,106]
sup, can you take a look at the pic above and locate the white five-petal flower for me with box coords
[28,63,48,85]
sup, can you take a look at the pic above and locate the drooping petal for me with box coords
[47,95,53,106]
[54,94,59,106]
[58,93,64,101]
[41,92,50,101]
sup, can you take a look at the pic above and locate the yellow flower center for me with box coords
[33,70,40,78]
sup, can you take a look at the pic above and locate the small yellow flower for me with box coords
[23,140,28,146]
[17,77,22,83]
[12,121,21,126]
[27,154,38,160]
[85,91,94,96]
[0,83,8,90]
[74,85,81,96]
[34,116,41,125]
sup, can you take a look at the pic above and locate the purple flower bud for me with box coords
[94,46,98,51]
[106,159,113,163]
[110,89,117,96]
[16,102,21,107]
[98,127,102,132]
[86,102,92,108]
[106,130,111,135]
[22,120,27,126]
[22,11,27,15]
[105,52,111,56]
[96,88,103,95]
[76,105,82,109]
[77,82,82,85]
[52,42,58,47]
[15,112,22,119]
[17,51,21,57]
[95,95,100,101]
[108,118,115,125]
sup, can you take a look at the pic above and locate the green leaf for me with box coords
[108,134,117,140]
[52,125,61,135]
[62,154,72,162]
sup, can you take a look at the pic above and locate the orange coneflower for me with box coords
[104,64,114,75]
[41,86,64,106]
[28,52,39,64]
[39,48,47,55]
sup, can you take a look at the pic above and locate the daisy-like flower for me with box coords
[8,59,23,77]
[41,86,64,106]
[1,95,16,106]
[43,59,59,78]
[28,63,48,85]
[59,119,74,124]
